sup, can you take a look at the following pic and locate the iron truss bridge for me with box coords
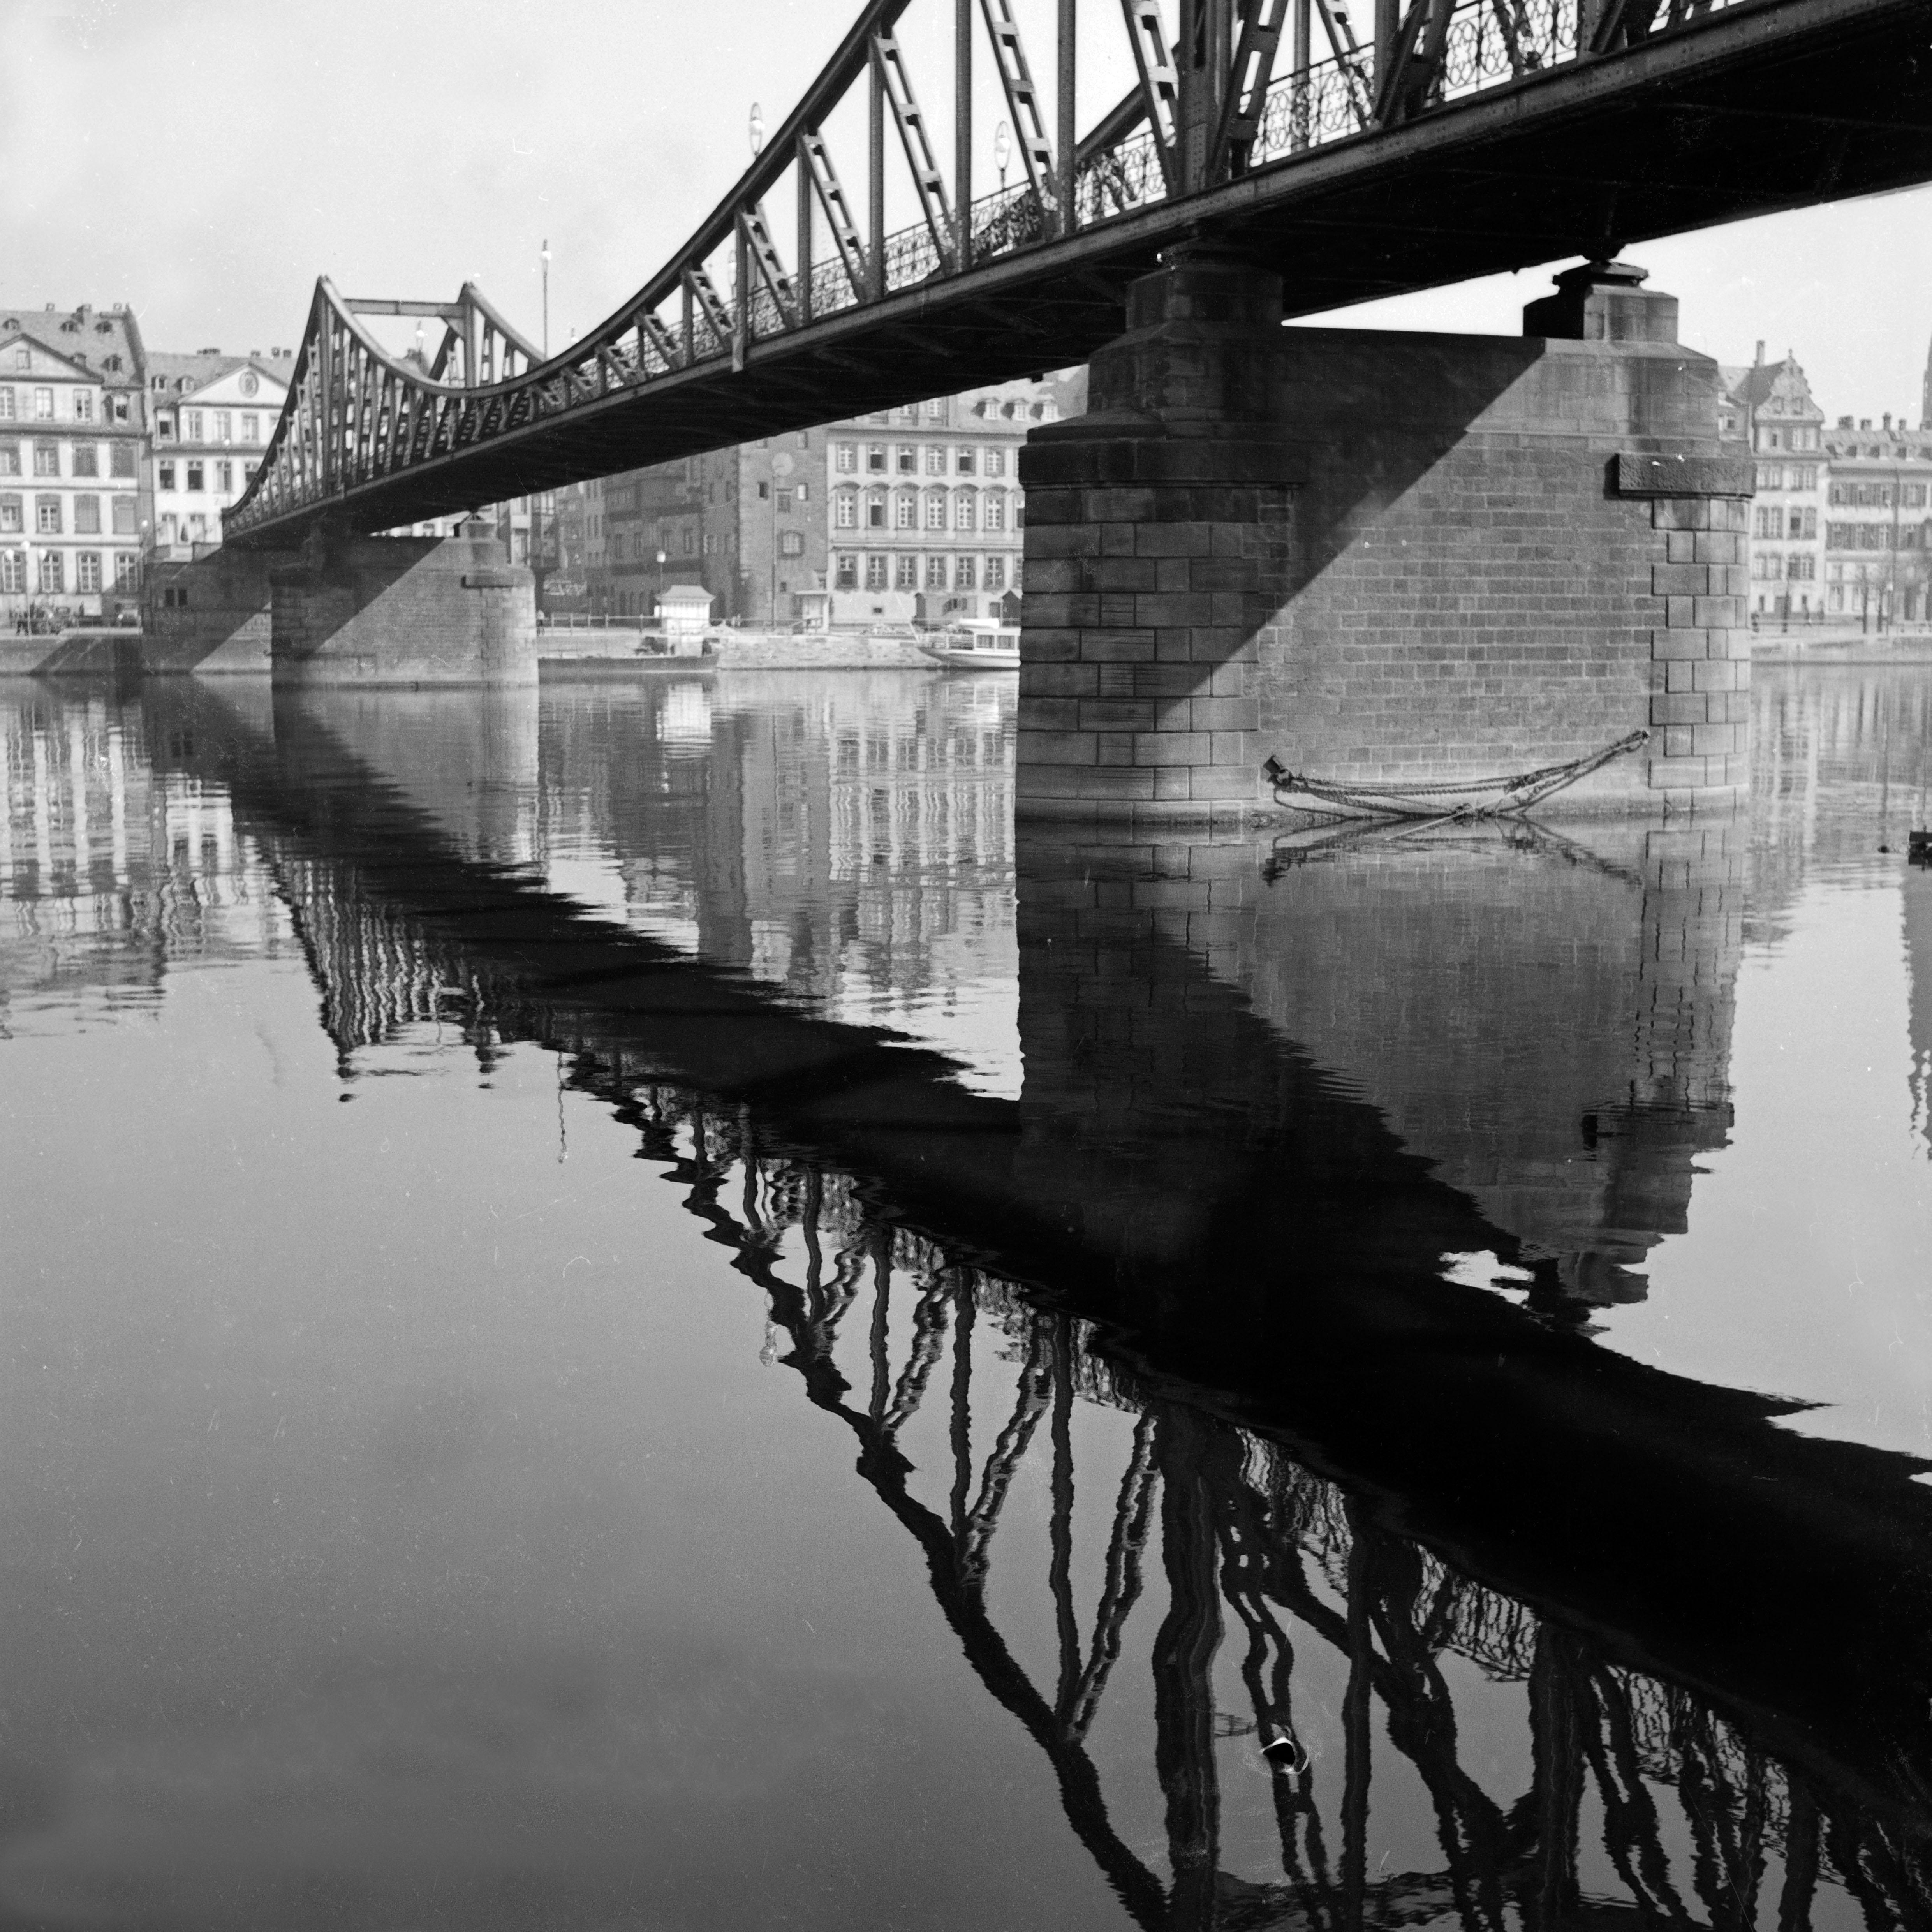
[226,0,1932,547]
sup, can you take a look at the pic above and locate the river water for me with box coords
[2,666,1928,1930]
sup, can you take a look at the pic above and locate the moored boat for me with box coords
[918,618,1020,669]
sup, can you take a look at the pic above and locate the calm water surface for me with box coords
[2,666,1929,1930]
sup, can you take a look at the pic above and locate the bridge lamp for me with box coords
[540,240,551,358]
[748,103,764,158]
[994,120,1011,192]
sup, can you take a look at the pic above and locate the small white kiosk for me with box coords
[658,583,715,655]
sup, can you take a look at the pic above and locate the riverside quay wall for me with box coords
[1016,252,1751,824]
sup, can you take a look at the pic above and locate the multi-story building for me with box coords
[574,375,1073,628]
[146,349,292,555]
[0,303,148,623]
[1720,347,1827,622]
[1821,414,1932,625]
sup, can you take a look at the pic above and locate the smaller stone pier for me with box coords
[270,520,536,687]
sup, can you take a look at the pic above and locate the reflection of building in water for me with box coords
[1752,666,1932,1147]
[533,676,1017,1078]
[0,690,284,1020]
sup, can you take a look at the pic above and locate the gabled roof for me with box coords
[146,349,295,401]
[1721,353,1822,418]
[0,305,144,383]
[0,329,102,384]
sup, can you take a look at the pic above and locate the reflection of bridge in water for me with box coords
[144,676,1932,1927]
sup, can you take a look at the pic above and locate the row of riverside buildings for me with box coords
[1722,335,1932,627]
[0,300,293,628]
[541,372,1083,629]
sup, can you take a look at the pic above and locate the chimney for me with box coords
[1755,340,1765,365]
[1884,414,1892,431]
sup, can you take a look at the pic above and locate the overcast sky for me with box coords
[5,0,1927,423]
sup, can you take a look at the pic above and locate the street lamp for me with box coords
[748,103,764,157]
[540,239,551,358]
[994,119,1011,192]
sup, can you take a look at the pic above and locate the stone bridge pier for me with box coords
[1018,249,1753,823]
[141,519,536,687]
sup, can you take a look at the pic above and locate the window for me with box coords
[780,530,804,557]
[38,549,63,593]
[0,497,19,532]
[895,553,918,589]
[925,446,946,475]
[866,491,886,530]
[112,396,129,424]
[13,347,28,371]
[835,490,857,529]
[187,461,204,491]
[243,462,257,484]
[184,410,204,441]
[0,445,15,477]
[795,482,808,502]
[985,449,1006,477]
[955,554,976,589]
[158,460,176,491]
[0,550,21,592]
[77,551,101,593]
[925,553,947,588]
[1754,465,1782,493]
[1789,553,1816,580]
[33,387,53,419]
[984,493,1005,532]
[756,481,769,500]
[865,554,888,590]
[956,447,976,475]
[866,444,887,473]
[925,491,946,530]
[72,443,97,477]
[112,496,136,534]
[835,443,857,473]
[775,488,792,512]
[75,496,100,534]
[985,555,1006,591]
[242,414,260,442]
[897,444,916,473]
[895,491,916,530]
[110,442,134,477]
[32,443,57,477]
[214,410,231,442]
[1788,509,1816,540]
[955,490,977,532]
[156,414,175,442]
[835,552,858,588]
[35,495,60,534]
[114,552,138,590]
[73,391,94,423]
[896,407,918,424]
[1792,464,1818,490]
[924,399,944,422]
[0,388,12,419]
[1755,506,1779,539]
[1907,485,1928,509]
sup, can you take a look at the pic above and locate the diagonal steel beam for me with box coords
[978,0,1059,216]
[875,28,958,268]
[800,130,870,301]
[1213,0,1293,175]
[1119,0,1183,195]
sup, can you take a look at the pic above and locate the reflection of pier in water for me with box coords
[149,681,1932,1927]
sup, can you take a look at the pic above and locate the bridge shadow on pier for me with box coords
[142,678,1932,1928]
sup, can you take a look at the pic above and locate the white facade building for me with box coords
[146,350,291,555]
[0,316,146,623]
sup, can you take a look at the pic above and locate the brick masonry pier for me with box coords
[1017,252,1753,824]
[270,521,536,687]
